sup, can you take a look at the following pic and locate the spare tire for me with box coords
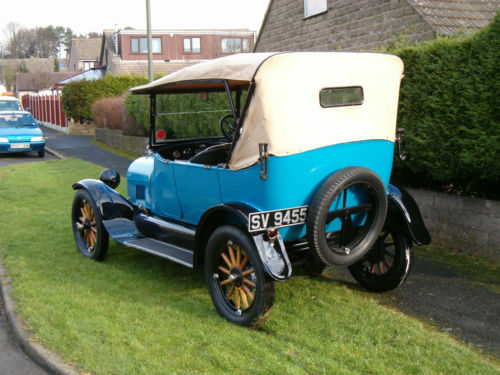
[306,167,387,266]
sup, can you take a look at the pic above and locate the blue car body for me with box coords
[0,111,45,155]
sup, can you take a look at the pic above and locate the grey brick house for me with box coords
[255,0,499,52]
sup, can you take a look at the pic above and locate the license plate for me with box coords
[249,206,308,232]
[10,143,30,149]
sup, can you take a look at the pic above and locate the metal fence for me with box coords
[22,94,68,132]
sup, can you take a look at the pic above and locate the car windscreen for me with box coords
[0,100,22,111]
[148,90,247,142]
[0,113,38,128]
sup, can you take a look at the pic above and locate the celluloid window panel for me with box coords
[320,87,364,108]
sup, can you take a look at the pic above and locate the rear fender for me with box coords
[196,203,292,281]
[386,184,431,246]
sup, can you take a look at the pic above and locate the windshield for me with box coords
[147,90,247,142]
[0,100,22,111]
[0,113,38,128]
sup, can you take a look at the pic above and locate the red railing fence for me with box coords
[21,94,67,131]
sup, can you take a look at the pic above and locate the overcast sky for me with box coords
[0,0,270,43]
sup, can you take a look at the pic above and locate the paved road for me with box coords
[42,127,133,176]
[0,151,56,167]
[0,300,48,374]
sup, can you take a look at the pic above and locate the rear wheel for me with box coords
[71,189,109,260]
[205,226,274,326]
[307,167,387,266]
[348,230,413,292]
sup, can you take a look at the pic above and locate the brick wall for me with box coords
[408,188,500,262]
[255,0,435,52]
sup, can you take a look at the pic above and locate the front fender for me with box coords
[73,179,139,242]
[386,184,431,246]
[196,203,292,281]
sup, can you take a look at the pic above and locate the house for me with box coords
[68,37,102,72]
[15,72,76,97]
[254,0,500,52]
[100,28,256,76]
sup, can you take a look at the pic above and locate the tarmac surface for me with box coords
[0,126,498,374]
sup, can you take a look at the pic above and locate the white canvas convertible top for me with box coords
[131,52,404,170]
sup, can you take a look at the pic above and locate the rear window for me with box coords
[320,86,363,108]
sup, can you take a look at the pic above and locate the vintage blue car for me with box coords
[0,111,45,157]
[72,52,430,326]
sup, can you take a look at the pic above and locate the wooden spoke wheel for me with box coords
[307,167,387,267]
[205,226,274,327]
[348,229,413,292]
[71,189,109,260]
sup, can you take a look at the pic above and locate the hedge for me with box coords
[62,75,148,122]
[389,13,499,199]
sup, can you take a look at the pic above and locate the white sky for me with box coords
[0,0,270,43]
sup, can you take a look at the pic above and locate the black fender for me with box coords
[386,184,431,246]
[195,203,292,281]
[72,179,140,242]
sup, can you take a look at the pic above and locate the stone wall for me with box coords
[94,129,148,156]
[408,188,500,262]
[255,0,435,52]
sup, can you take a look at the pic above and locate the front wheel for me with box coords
[71,189,109,260]
[38,150,45,158]
[348,230,413,292]
[205,226,274,327]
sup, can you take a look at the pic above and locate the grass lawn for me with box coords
[0,158,498,375]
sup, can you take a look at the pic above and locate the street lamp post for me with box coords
[146,0,153,83]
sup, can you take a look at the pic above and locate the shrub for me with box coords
[62,75,148,122]
[390,13,500,199]
[91,97,147,136]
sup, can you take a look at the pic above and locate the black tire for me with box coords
[71,189,109,260]
[348,230,413,292]
[38,150,45,158]
[205,226,274,327]
[306,167,387,267]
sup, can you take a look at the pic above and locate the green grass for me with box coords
[0,159,499,375]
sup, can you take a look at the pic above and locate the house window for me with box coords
[83,61,95,71]
[304,0,327,18]
[131,37,162,53]
[183,37,201,53]
[221,38,250,53]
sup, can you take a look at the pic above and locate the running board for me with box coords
[123,237,194,268]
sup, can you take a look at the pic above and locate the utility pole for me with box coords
[146,0,153,83]
[1,44,5,87]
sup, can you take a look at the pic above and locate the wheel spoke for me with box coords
[240,255,249,270]
[243,277,256,288]
[240,287,249,308]
[227,286,235,300]
[79,216,85,223]
[220,278,232,286]
[91,226,97,234]
[370,263,376,274]
[242,285,254,302]
[384,257,392,269]
[381,231,390,241]
[218,266,231,275]
[80,207,87,219]
[221,252,232,268]
[228,245,236,267]
[385,252,395,259]
[241,268,254,277]
[235,288,241,308]
[378,261,385,275]
[236,246,241,267]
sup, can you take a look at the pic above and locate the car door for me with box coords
[171,160,222,225]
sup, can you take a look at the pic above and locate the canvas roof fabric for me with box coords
[130,52,404,170]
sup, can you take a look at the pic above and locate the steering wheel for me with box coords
[220,114,237,141]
